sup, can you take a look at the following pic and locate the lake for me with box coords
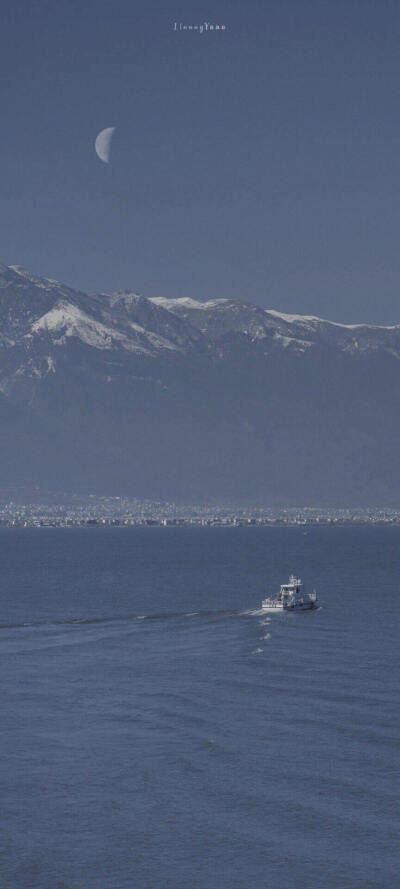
[1,525,399,889]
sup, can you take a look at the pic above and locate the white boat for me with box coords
[261,575,317,612]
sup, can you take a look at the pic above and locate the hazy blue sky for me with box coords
[1,0,400,322]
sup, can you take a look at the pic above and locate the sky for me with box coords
[1,0,400,322]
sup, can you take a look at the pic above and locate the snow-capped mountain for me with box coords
[151,295,400,357]
[1,262,400,505]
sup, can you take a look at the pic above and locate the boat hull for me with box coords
[261,601,316,612]
[261,604,284,612]
[284,601,316,611]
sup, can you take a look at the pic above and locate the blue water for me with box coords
[1,526,399,889]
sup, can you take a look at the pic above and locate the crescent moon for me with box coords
[95,127,116,163]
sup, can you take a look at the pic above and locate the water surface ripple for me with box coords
[1,526,399,888]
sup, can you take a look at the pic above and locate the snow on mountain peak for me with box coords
[266,308,399,331]
[9,265,62,288]
[27,298,185,355]
[31,302,115,348]
[29,301,154,353]
[150,296,230,311]
[2,263,400,362]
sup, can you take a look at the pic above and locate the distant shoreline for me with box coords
[1,519,400,529]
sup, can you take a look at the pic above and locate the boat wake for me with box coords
[0,602,320,633]
[0,607,253,632]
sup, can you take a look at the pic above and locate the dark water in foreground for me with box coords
[1,526,399,889]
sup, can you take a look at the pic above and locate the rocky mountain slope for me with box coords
[0,263,399,505]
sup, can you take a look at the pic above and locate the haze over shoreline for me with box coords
[1,261,400,507]
[1,495,400,529]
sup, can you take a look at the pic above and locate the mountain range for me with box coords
[0,262,399,505]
